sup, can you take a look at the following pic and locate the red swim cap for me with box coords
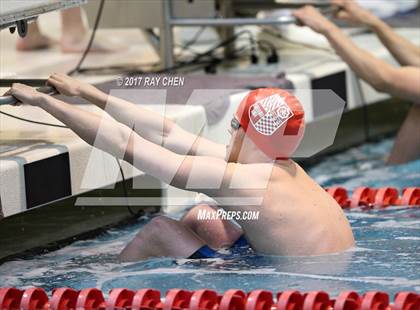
[235,88,305,159]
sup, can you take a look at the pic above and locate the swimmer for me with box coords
[293,1,420,164]
[5,74,355,261]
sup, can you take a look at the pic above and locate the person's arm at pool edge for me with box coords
[6,83,259,203]
[332,0,420,67]
[47,73,226,159]
[293,6,420,103]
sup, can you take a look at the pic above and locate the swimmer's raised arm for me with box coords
[293,6,420,103]
[6,83,263,204]
[332,0,420,67]
[47,73,226,159]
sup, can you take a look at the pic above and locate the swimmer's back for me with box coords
[237,160,355,256]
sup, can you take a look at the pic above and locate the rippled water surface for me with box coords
[0,138,419,295]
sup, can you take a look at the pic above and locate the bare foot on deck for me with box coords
[61,33,121,53]
[16,32,55,51]
[15,21,55,51]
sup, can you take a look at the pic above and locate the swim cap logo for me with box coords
[249,94,294,136]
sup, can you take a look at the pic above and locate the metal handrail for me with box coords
[169,16,297,27]
[0,86,57,106]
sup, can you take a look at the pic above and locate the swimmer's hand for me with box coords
[47,73,85,97]
[3,83,45,106]
[293,5,337,35]
[331,0,378,27]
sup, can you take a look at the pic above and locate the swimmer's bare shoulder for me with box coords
[233,160,355,255]
[223,160,309,204]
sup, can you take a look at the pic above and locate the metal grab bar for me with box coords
[170,16,297,27]
[170,6,340,28]
[0,86,57,106]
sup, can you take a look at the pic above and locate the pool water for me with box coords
[0,138,419,296]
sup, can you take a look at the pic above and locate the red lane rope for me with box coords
[325,186,420,209]
[0,287,418,310]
